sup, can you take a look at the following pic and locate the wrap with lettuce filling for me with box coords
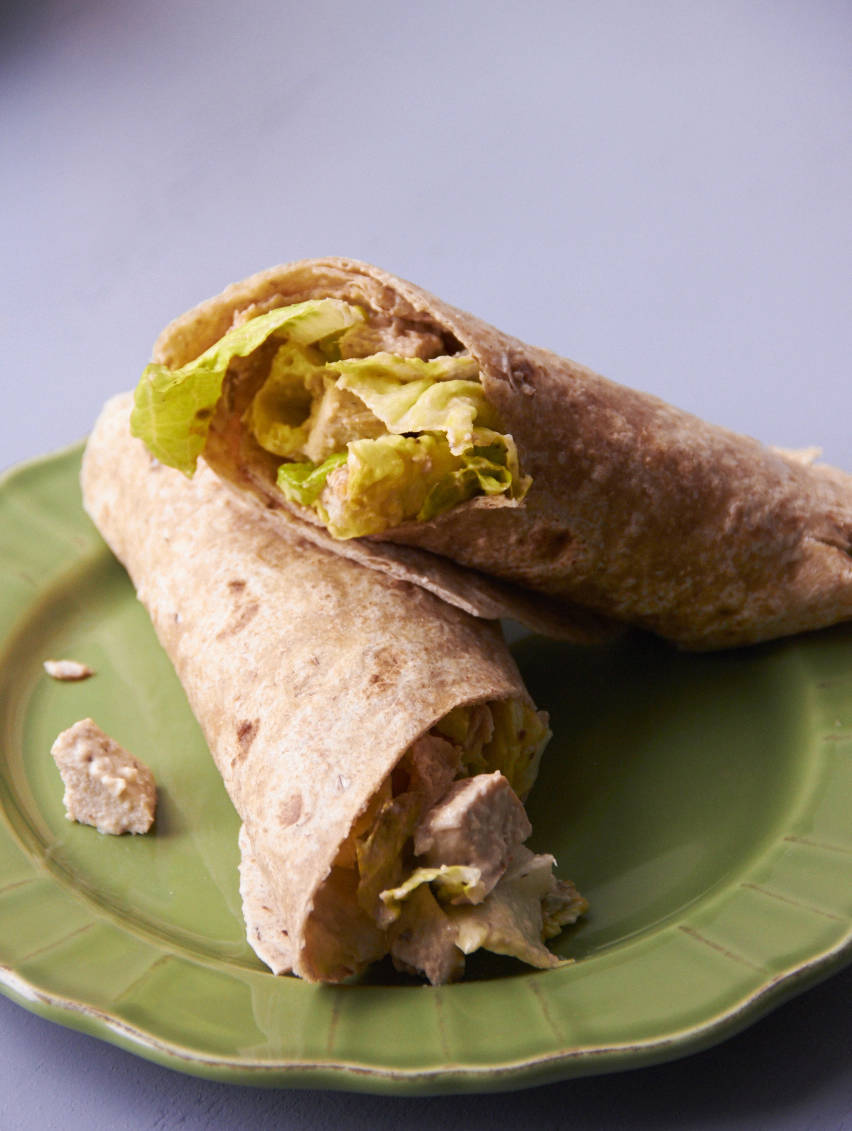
[81,395,586,983]
[130,258,852,650]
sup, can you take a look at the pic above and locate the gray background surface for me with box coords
[2,2,850,1127]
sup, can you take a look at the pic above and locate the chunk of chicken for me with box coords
[51,718,156,835]
[413,771,531,900]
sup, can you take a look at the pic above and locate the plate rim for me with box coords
[0,931,849,1094]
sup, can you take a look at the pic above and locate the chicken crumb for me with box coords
[51,718,156,835]
[43,659,95,681]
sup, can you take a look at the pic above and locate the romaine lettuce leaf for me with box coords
[334,354,494,454]
[379,864,486,920]
[132,295,530,536]
[432,701,551,799]
[277,432,522,539]
[275,452,348,507]
[249,349,387,464]
[130,299,363,474]
[333,351,479,385]
[245,343,327,459]
[355,792,421,922]
[417,441,519,521]
[379,846,584,973]
[484,700,551,800]
[447,847,570,969]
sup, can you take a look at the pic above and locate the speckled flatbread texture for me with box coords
[82,395,533,981]
[151,258,852,650]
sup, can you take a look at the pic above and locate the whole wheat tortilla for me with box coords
[82,395,545,982]
[150,258,852,650]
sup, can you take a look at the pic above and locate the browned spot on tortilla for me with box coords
[531,528,575,564]
[499,523,575,571]
[278,792,302,827]
[227,578,247,593]
[366,643,401,693]
[230,719,259,770]
[237,719,258,749]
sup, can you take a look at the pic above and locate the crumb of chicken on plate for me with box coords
[50,718,156,835]
[43,658,95,681]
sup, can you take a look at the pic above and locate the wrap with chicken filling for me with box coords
[131,258,852,650]
[81,396,585,983]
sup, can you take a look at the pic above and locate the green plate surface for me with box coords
[0,444,850,1093]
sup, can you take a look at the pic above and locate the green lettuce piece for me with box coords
[432,701,551,799]
[418,442,517,521]
[333,351,479,385]
[277,432,520,539]
[379,864,485,921]
[430,705,480,750]
[132,292,529,535]
[345,432,513,520]
[252,361,386,465]
[334,353,494,454]
[245,342,327,459]
[380,847,584,972]
[250,346,490,464]
[483,700,552,800]
[275,451,347,507]
[248,342,528,535]
[447,847,570,969]
[130,299,364,474]
[355,793,421,922]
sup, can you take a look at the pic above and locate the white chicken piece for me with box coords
[51,718,156,835]
[413,771,531,902]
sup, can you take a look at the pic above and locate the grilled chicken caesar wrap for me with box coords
[81,396,586,984]
[130,258,852,650]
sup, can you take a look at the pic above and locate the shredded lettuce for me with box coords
[260,344,526,537]
[354,793,420,922]
[379,864,486,920]
[162,305,527,537]
[333,352,480,386]
[131,296,529,534]
[448,848,571,969]
[281,432,519,539]
[334,354,494,454]
[379,847,583,973]
[130,299,364,474]
[276,451,347,507]
[340,704,580,981]
[484,700,552,800]
[433,701,551,799]
[250,354,387,464]
[245,342,326,459]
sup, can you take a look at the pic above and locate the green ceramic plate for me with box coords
[0,445,850,1094]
